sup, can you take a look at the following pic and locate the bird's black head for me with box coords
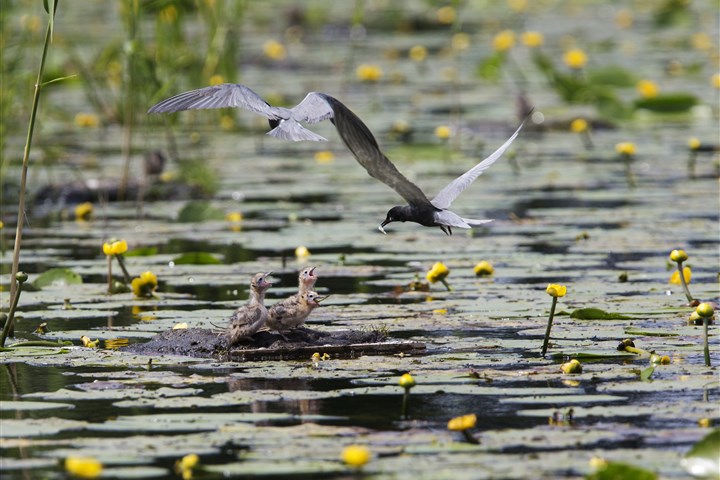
[379,206,409,234]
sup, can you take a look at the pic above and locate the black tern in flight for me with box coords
[148,84,527,235]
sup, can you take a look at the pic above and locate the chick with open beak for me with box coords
[267,290,327,340]
[227,272,273,345]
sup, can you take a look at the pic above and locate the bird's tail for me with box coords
[462,218,494,227]
[267,119,327,142]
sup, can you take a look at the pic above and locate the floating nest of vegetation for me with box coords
[126,327,425,361]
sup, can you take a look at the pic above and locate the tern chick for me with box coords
[227,272,272,345]
[267,291,327,340]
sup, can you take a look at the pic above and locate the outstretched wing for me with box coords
[147,83,284,120]
[431,115,529,210]
[322,94,432,207]
[290,92,335,124]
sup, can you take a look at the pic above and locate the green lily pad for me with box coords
[681,429,720,479]
[586,462,657,480]
[0,418,88,438]
[634,93,698,113]
[177,201,226,222]
[172,252,222,265]
[570,308,632,320]
[0,401,74,411]
[32,268,83,288]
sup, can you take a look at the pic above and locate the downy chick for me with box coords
[227,272,272,345]
[267,291,326,340]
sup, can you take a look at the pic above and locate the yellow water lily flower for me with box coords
[713,73,720,89]
[688,138,701,151]
[356,64,383,83]
[492,30,516,52]
[263,40,286,61]
[473,260,494,276]
[314,150,335,164]
[81,336,99,348]
[426,262,450,283]
[696,303,714,318]
[447,413,477,431]
[636,79,659,98]
[295,246,310,258]
[561,358,582,374]
[226,212,243,223]
[209,74,224,85]
[409,45,428,62]
[563,48,587,69]
[399,373,416,389]
[159,5,178,23]
[521,31,544,48]
[65,456,103,478]
[669,249,688,263]
[570,118,588,133]
[341,445,371,467]
[102,240,128,256]
[436,6,456,24]
[132,271,158,298]
[75,202,93,221]
[451,32,470,51]
[74,113,100,128]
[434,125,452,140]
[546,284,567,298]
[669,267,691,285]
[615,142,636,156]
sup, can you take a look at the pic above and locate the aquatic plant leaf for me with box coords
[0,401,74,411]
[204,460,345,476]
[125,246,159,257]
[0,418,88,438]
[172,252,222,265]
[586,462,657,480]
[640,366,655,382]
[32,268,83,288]
[634,94,698,113]
[681,429,720,479]
[177,201,225,222]
[570,308,632,320]
[587,66,637,87]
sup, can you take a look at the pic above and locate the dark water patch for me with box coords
[517,241,571,255]
[511,197,635,218]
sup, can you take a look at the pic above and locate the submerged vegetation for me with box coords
[1,0,718,478]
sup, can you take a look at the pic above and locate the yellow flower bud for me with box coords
[521,31,544,48]
[434,125,452,140]
[561,359,582,374]
[447,413,477,431]
[65,456,103,478]
[409,45,428,62]
[473,260,494,276]
[341,445,371,468]
[696,302,715,318]
[669,249,688,263]
[669,267,691,285]
[426,262,450,283]
[492,30,516,52]
[570,118,588,133]
[615,142,636,156]
[399,373,416,389]
[563,48,587,69]
[546,284,567,298]
[636,79,659,98]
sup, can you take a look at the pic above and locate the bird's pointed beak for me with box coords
[378,224,387,234]
[315,295,329,304]
[309,266,317,276]
[263,272,274,286]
